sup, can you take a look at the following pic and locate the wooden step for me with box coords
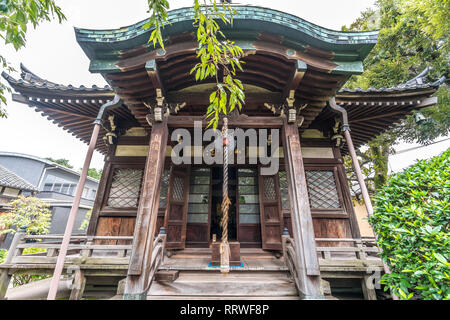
[147,295,301,300]
[109,295,301,300]
[148,271,298,297]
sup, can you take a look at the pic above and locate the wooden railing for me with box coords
[281,234,302,294]
[143,231,167,293]
[282,235,382,294]
[1,229,168,300]
[315,238,380,264]
[3,232,134,266]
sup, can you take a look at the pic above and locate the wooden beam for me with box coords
[167,114,284,128]
[124,119,168,299]
[281,117,323,299]
[349,111,409,124]
[416,97,438,108]
[32,104,96,120]
[145,59,165,96]
[284,59,307,98]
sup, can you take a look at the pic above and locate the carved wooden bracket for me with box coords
[102,114,119,145]
[330,117,345,147]
[144,89,186,127]
[264,101,307,127]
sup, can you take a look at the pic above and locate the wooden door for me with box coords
[186,167,212,247]
[237,167,262,248]
[164,166,190,249]
[258,168,284,250]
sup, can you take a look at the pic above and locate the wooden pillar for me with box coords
[48,123,102,300]
[281,118,323,299]
[87,144,116,236]
[69,269,86,300]
[123,120,168,299]
[362,275,377,300]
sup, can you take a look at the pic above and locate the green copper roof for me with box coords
[75,5,378,62]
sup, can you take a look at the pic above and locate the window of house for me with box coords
[68,184,76,196]
[82,187,89,198]
[53,183,62,193]
[61,184,70,194]
[42,174,78,197]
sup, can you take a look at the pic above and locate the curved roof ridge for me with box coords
[75,4,379,36]
[2,68,112,93]
[340,68,446,94]
[75,5,378,59]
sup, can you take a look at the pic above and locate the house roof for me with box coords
[72,5,381,133]
[75,5,379,62]
[339,67,446,96]
[0,5,444,155]
[313,69,446,153]
[2,64,444,154]
[0,164,38,192]
[1,65,137,155]
[0,151,100,184]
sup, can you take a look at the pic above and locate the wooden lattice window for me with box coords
[263,176,276,201]
[172,175,186,202]
[159,169,170,208]
[305,170,342,209]
[278,170,290,210]
[107,168,143,208]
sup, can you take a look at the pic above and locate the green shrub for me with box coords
[0,196,51,236]
[8,248,49,286]
[370,149,450,300]
[0,249,6,264]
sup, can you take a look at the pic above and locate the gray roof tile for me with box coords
[0,165,38,192]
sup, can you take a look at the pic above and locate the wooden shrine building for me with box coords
[0,5,444,300]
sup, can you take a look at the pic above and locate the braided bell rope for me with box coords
[220,117,231,273]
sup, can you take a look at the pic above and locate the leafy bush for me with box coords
[0,196,51,236]
[0,249,6,264]
[12,248,49,287]
[78,209,92,232]
[0,196,51,287]
[370,149,450,300]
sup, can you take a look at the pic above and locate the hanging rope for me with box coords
[220,117,231,274]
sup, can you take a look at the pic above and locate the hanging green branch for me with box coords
[145,0,245,129]
[143,0,169,49]
[191,0,244,129]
